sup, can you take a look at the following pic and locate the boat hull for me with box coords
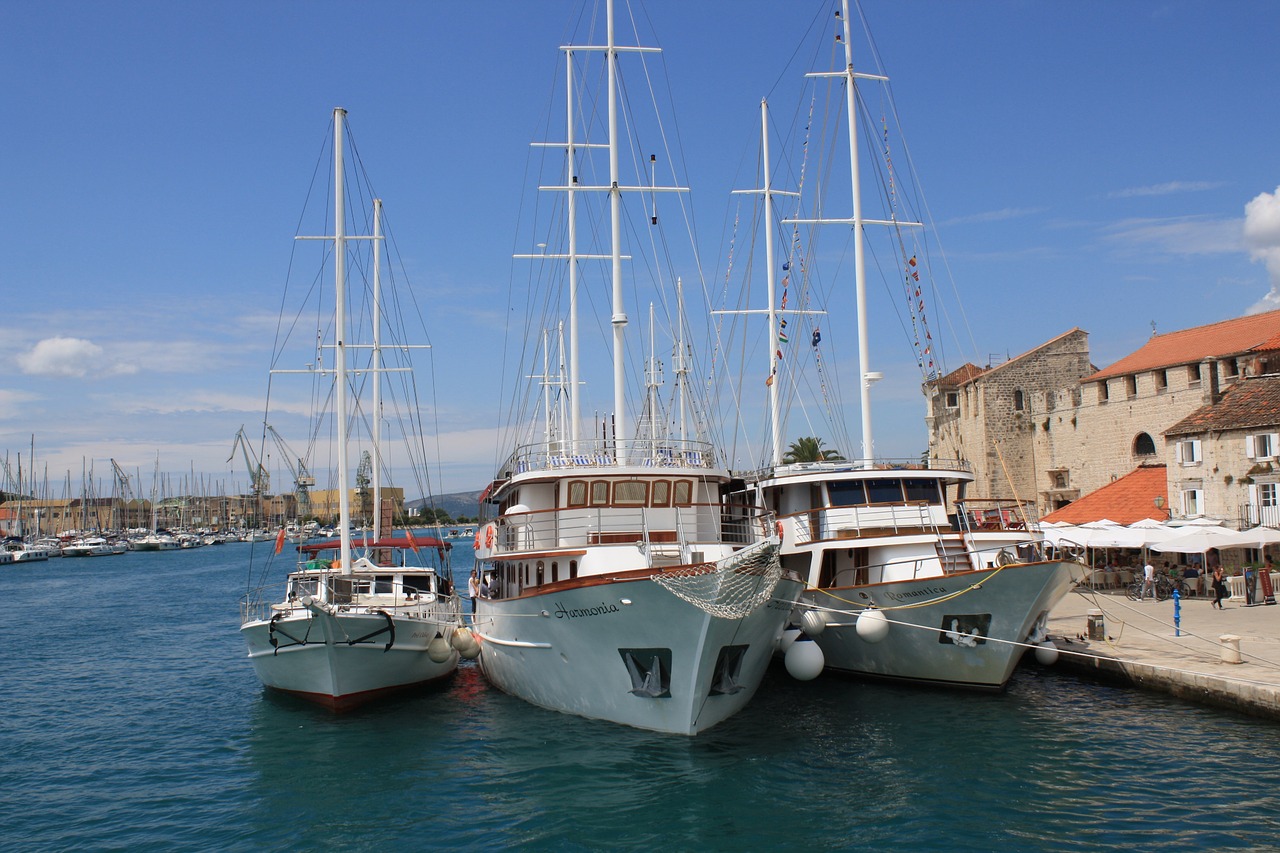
[474,575,803,735]
[802,560,1084,690]
[241,610,459,711]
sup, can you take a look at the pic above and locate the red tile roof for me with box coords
[932,363,986,388]
[1251,330,1280,354]
[1089,309,1280,382]
[1041,465,1168,525]
[1165,374,1280,437]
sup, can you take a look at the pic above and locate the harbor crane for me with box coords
[228,427,270,500]
[265,425,315,520]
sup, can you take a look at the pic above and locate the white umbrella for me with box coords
[1150,527,1246,554]
[1232,526,1280,548]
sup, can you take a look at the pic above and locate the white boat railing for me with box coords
[751,457,972,481]
[499,438,718,478]
[785,501,943,544]
[492,503,772,555]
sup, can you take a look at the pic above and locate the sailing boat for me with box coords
[240,108,463,711]
[731,1,1085,690]
[469,0,802,735]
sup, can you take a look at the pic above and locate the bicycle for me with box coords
[1126,576,1171,601]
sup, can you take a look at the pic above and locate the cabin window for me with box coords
[590,481,610,506]
[569,559,579,579]
[828,481,868,507]
[652,480,671,507]
[903,479,942,505]
[865,479,905,504]
[290,577,318,599]
[403,575,432,594]
[536,561,545,585]
[374,575,395,594]
[551,561,559,582]
[614,481,649,506]
[567,480,588,507]
[672,480,693,506]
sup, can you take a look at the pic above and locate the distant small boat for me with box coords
[62,537,114,558]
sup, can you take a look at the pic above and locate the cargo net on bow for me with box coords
[651,541,783,619]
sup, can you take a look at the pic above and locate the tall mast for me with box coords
[332,107,353,573]
[566,50,582,444]
[675,278,688,444]
[787,0,918,468]
[371,198,383,540]
[760,99,782,466]
[839,1,875,467]
[607,0,627,453]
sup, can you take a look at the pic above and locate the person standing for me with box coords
[1141,560,1156,601]
[467,569,480,615]
[1211,563,1227,609]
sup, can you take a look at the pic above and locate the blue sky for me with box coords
[4,0,1280,504]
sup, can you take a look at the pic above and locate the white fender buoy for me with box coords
[459,640,481,660]
[451,627,474,651]
[784,637,825,680]
[1034,640,1060,666]
[800,609,827,637]
[428,633,453,663]
[780,627,802,652]
[856,608,890,644]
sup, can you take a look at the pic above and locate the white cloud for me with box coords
[1109,181,1224,199]
[1103,216,1243,255]
[943,207,1047,226]
[1243,186,1280,314]
[16,337,128,378]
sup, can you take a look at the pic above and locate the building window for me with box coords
[1013,390,1025,411]
[1247,433,1279,460]
[1226,359,1239,378]
[1176,439,1202,465]
[1188,363,1202,386]
[1181,489,1204,516]
[1155,369,1168,394]
[1133,433,1157,457]
[1051,470,1069,489]
[1098,380,1110,403]
[1126,375,1138,398]
[945,391,959,409]
[1261,483,1278,508]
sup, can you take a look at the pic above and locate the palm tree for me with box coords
[782,436,845,463]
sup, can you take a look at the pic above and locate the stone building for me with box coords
[925,308,1280,524]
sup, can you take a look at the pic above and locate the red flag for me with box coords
[405,528,421,553]
[274,528,286,555]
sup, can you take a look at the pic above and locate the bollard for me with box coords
[1220,634,1243,665]
[1173,588,1181,637]
[1086,609,1106,640]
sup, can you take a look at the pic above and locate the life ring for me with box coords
[775,520,784,538]
[485,524,495,549]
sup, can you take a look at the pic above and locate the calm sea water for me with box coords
[2,543,1278,852]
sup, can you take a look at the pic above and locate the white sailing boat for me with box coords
[729,1,1085,690]
[469,0,802,735]
[240,108,463,711]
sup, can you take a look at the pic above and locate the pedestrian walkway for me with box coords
[1046,585,1280,720]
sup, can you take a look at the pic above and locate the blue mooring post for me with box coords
[1173,587,1181,637]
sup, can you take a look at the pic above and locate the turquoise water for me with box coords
[2,543,1278,851]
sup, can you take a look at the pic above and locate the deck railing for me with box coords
[492,502,773,555]
[499,438,718,478]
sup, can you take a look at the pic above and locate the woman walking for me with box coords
[1211,563,1227,609]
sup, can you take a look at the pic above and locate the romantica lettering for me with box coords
[554,600,621,619]
[884,585,947,602]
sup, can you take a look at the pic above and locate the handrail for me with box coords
[750,457,973,481]
[498,437,719,479]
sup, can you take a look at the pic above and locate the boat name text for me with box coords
[555,601,620,619]
[884,585,948,602]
